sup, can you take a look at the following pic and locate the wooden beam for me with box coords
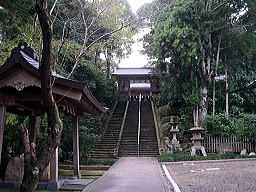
[13,103,44,115]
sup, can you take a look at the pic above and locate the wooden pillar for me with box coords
[50,147,58,182]
[0,104,6,166]
[73,116,80,178]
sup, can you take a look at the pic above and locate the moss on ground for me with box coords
[58,169,104,176]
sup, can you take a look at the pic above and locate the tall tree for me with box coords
[19,0,63,191]
[142,0,256,123]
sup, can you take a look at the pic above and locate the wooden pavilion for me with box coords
[0,43,107,189]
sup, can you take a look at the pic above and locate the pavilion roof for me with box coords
[0,43,107,116]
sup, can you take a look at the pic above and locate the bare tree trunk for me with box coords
[212,80,216,115]
[199,86,208,123]
[212,29,223,115]
[225,64,229,116]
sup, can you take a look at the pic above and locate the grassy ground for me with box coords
[58,164,110,179]
[59,169,105,179]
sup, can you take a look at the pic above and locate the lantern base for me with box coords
[191,146,207,156]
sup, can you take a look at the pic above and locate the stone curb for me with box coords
[160,157,256,165]
[162,165,181,192]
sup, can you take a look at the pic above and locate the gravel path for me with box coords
[83,157,172,192]
[166,159,256,192]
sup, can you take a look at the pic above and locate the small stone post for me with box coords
[189,125,207,156]
[50,147,58,182]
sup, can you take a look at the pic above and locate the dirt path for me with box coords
[83,157,173,192]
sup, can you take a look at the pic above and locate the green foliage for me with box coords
[202,113,256,139]
[158,104,172,119]
[158,153,219,162]
[202,113,234,136]
[157,154,174,162]
[160,116,170,125]
[73,64,117,107]
[0,114,24,180]
[60,113,108,162]
[142,0,256,126]
[160,123,171,138]
[232,114,256,141]
[219,152,237,159]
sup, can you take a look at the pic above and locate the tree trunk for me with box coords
[212,80,216,115]
[212,29,223,115]
[20,124,38,192]
[199,86,208,123]
[20,164,38,192]
[225,64,229,116]
[20,1,63,191]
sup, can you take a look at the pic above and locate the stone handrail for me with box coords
[137,94,142,157]
[101,100,118,140]
[115,100,130,157]
[151,100,163,155]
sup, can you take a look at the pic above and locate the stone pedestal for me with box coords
[189,126,207,156]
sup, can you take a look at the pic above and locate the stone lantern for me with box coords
[169,116,182,153]
[189,125,207,156]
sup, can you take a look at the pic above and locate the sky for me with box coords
[118,0,153,68]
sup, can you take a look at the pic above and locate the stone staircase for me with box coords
[90,101,127,159]
[119,101,139,157]
[139,100,159,157]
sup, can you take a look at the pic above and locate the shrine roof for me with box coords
[113,68,152,75]
[130,83,151,89]
[0,42,107,116]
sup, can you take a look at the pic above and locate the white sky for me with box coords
[118,0,153,68]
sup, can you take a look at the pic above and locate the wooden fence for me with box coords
[202,136,256,153]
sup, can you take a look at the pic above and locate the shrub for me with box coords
[160,117,170,125]
[158,105,172,119]
[157,152,256,162]
[202,113,234,136]
[235,155,256,159]
[158,154,174,162]
[160,123,171,137]
[219,152,237,159]
[232,113,256,141]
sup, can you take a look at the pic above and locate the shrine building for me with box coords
[113,67,160,99]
